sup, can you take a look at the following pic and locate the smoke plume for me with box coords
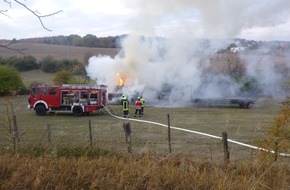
[86,0,290,106]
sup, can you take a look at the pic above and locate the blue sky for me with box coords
[1,0,290,41]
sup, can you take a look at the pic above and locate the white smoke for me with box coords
[123,0,290,39]
[86,0,290,106]
[242,52,290,99]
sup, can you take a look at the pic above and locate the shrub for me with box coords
[21,55,39,70]
[238,76,262,96]
[258,96,290,162]
[53,70,75,85]
[40,56,60,73]
[72,60,87,75]
[0,65,25,95]
[40,56,85,74]
[3,56,39,71]
[5,56,21,69]
[58,59,73,71]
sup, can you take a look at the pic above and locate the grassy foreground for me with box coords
[0,95,282,156]
[1,152,289,190]
[0,95,289,189]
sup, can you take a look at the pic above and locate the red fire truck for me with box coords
[28,84,107,116]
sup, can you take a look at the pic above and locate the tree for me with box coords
[53,70,75,85]
[40,56,59,73]
[83,34,99,47]
[0,65,25,95]
[238,76,262,96]
[22,55,39,70]
[67,35,83,46]
[5,55,39,71]
[224,53,246,79]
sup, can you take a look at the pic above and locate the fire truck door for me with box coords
[45,87,59,107]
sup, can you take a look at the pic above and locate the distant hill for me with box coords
[0,34,125,48]
[1,35,290,62]
[0,43,119,62]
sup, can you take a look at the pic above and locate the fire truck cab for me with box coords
[28,84,107,116]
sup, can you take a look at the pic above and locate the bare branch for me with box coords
[1,0,63,52]
[4,0,11,7]
[0,40,27,54]
[2,0,11,17]
[14,0,63,31]
[0,9,11,18]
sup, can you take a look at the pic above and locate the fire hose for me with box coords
[103,105,290,157]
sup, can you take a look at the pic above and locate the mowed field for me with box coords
[0,94,286,163]
[1,43,119,85]
[0,43,119,61]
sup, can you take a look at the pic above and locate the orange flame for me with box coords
[119,78,124,86]
[117,73,127,86]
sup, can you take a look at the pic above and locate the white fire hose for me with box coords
[103,105,290,157]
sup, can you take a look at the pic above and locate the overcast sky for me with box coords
[1,0,290,41]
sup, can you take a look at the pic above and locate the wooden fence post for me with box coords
[12,114,19,153]
[274,140,278,161]
[222,132,230,166]
[123,122,132,154]
[167,114,172,154]
[4,97,12,134]
[88,119,93,148]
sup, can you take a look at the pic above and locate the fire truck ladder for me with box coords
[62,84,108,89]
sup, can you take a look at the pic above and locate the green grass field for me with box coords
[0,95,284,162]
[20,69,56,86]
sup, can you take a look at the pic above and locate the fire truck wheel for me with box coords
[35,104,47,116]
[73,106,83,116]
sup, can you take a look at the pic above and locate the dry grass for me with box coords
[0,153,289,189]
[20,70,55,86]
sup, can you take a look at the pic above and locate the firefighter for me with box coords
[62,95,68,105]
[134,97,142,117]
[122,96,129,118]
[140,96,145,115]
[120,95,126,105]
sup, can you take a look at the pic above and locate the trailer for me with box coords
[193,97,255,108]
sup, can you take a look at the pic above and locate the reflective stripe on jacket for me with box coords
[122,100,129,111]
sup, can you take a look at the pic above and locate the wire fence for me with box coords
[0,113,269,164]
[1,98,289,164]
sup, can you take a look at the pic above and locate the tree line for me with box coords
[0,55,85,73]
[12,34,127,48]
